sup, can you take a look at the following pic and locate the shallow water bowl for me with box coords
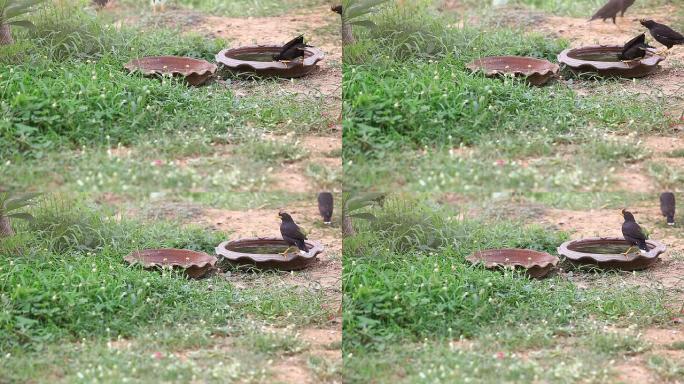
[557,46,664,78]
[216,237,323,271]
[557,237,666,270]
[124,248,217,278]
[466,248,559,278]
[124,56,217,86]
[466,56,559,86]
[215,45,324,78]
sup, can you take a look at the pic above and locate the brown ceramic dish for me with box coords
[216,237,323,271]
[216,45,324,78]
[466,248,559,278]
[124,248,217,278]
[466,56,559,85]
[557,237,666,270]
[124,56,217,86]
[557,46,664,78]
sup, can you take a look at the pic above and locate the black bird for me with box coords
[640,20,684,54]
[92,0,109,6]
[618,33,654,61]
[278,212,308,256]
[621,209,649,255]
[317,192,334,225]
[273,35,310,62]
[590,0,635,24]
[660,192,676,226]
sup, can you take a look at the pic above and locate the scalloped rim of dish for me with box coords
[557,46,665,70]
[466,248,559,270]
[557,237,666,263]
[215,45,324,70]
[466,56,560,78]
[124,248,217,269]
[124,56,218,78]
[216,237,324,263]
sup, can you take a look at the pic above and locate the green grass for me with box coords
[342,198,672,382]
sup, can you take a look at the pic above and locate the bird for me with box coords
[317,192,334,225]
[278,212,308,256]
[640,20,684,55]
[590,0,635,25]
[621,209,649,255]
[151,0,167,13]
[660,192,676,226]
[273,35,310,62]
[618,33,654,61]
[92,0,109,7]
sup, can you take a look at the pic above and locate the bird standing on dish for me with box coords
[590,0,635,25]
[640,20,684,56]
[660,192,676,226]
[279,212,309,257]
[273,35,311,62]
[618,33,654,62]
[621,209,649,256]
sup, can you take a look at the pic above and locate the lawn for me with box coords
[1,0,342,382]
[342,0,684,383]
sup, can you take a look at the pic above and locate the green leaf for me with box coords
[5,212,34,221]
[3,0,45,20]
[347,212,377,221]
[345,0,388,20]
[6,19,33,29]
[3,192,41,212]
[344,192,385,212]
[348,20,377,29]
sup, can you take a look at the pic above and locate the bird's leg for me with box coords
[655,48,670,57]
[281,246,294,256]
[622,246,635,255]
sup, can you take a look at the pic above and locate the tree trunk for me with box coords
[342,216,355,237]
[0,24,13,45]
[341,22,355,45]
[0,216,14,238]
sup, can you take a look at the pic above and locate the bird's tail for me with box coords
[667,215,675,226]
[296,239,308,252]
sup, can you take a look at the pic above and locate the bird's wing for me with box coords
[655,25,684,41]
[624,221,648,240]
[296,224,308,239]
[280,35,305,51]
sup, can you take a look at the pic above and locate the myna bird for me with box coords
[640,20,684,55]
[590,0,635,25]
[621,209,649,255]
[278,212,308,256]
[317,192,334,225]
[660,192,676,226]
[618,33,654,61]
[273,35,310,62]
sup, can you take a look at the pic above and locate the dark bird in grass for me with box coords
[640,20,684,55]
[590,0,635,24]
[660,192,676,226]
[279,212,308,256]
[621,209,649,255]
[92,0,109,6]
[618,33,654,61]
[273,35,310,62]
[317,192,334,225]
